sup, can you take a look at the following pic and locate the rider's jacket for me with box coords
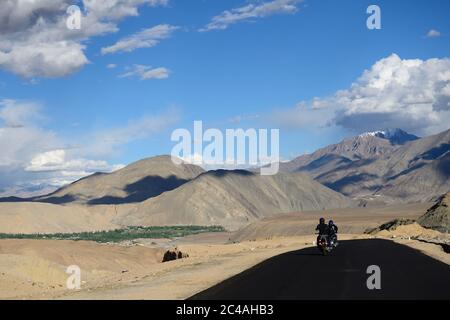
[315,223,329,235]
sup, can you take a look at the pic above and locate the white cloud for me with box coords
[267,54,450,136]
[119,64,170,80]
[177,153,204,165]
[228,114,260,124]
[25,149,122,173]
[84,108,180,158]
[0,41,89,78]
[0,100,57,168]
[26,149,67,172]
[101,24,179,54]
[0,0,168,78]
[0,101,61,195]
[0,126,59,168]
[0,99,177,195]
[333,54,450,135]
[426,29,441,38]
[83,0,169,20]
[265,100,334,130]
[0,0,68,33]
[107,63,117,69]
[200,0,302,32]
[0,99,41,127]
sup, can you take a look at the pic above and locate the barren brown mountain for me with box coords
[281,129,450,203]
[0,160,353,233]
[120,170,354,231]
[33,155,204,204]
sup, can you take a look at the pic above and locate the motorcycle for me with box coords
[317,234,338,255]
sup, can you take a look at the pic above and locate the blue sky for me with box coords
[0,0,449,194]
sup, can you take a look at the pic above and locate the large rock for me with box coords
[162,248,189,262]
[365,218,416,234]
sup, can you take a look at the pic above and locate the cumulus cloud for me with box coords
[0,41,89,78]
[0,0,168,78]
[333,54,450,135]
[119,64,170,80]
[101,24,179,54]
[426,29,441,38]
[267,54,450,136]
[200,0,302,32]
[0,0,68,34]
[25,149,122,173]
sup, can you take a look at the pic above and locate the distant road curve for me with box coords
[190,239,450,300]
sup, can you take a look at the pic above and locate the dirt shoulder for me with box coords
[59,235,330,300]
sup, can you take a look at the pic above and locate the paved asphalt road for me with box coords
[190,239,450,300]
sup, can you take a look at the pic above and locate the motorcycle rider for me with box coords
[328,219,338,246]
[315,217,329,245]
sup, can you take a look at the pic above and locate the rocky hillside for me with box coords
[121,170,355,231]
[31,155,204,204]
[418,193,450,233]
[281,128,450,203]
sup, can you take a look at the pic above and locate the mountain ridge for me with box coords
[31,155,205,205]
[120,169,355,230]
[281,128,450,203]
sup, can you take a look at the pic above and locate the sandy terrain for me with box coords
[392,238,450,265]
[368,222,450,264]
[0,234,368,300]
[0,203,448,300]
[0,240,164,299]
[375,222,443,238]
[1,232,448,300]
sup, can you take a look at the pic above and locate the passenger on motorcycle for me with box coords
[328,219,338,245]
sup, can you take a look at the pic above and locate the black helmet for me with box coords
[328,220,334,225]
[319,217,325,224]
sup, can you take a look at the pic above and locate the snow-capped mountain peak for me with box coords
[359,129,419,145]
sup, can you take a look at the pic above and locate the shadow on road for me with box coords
[190,239,450,300]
